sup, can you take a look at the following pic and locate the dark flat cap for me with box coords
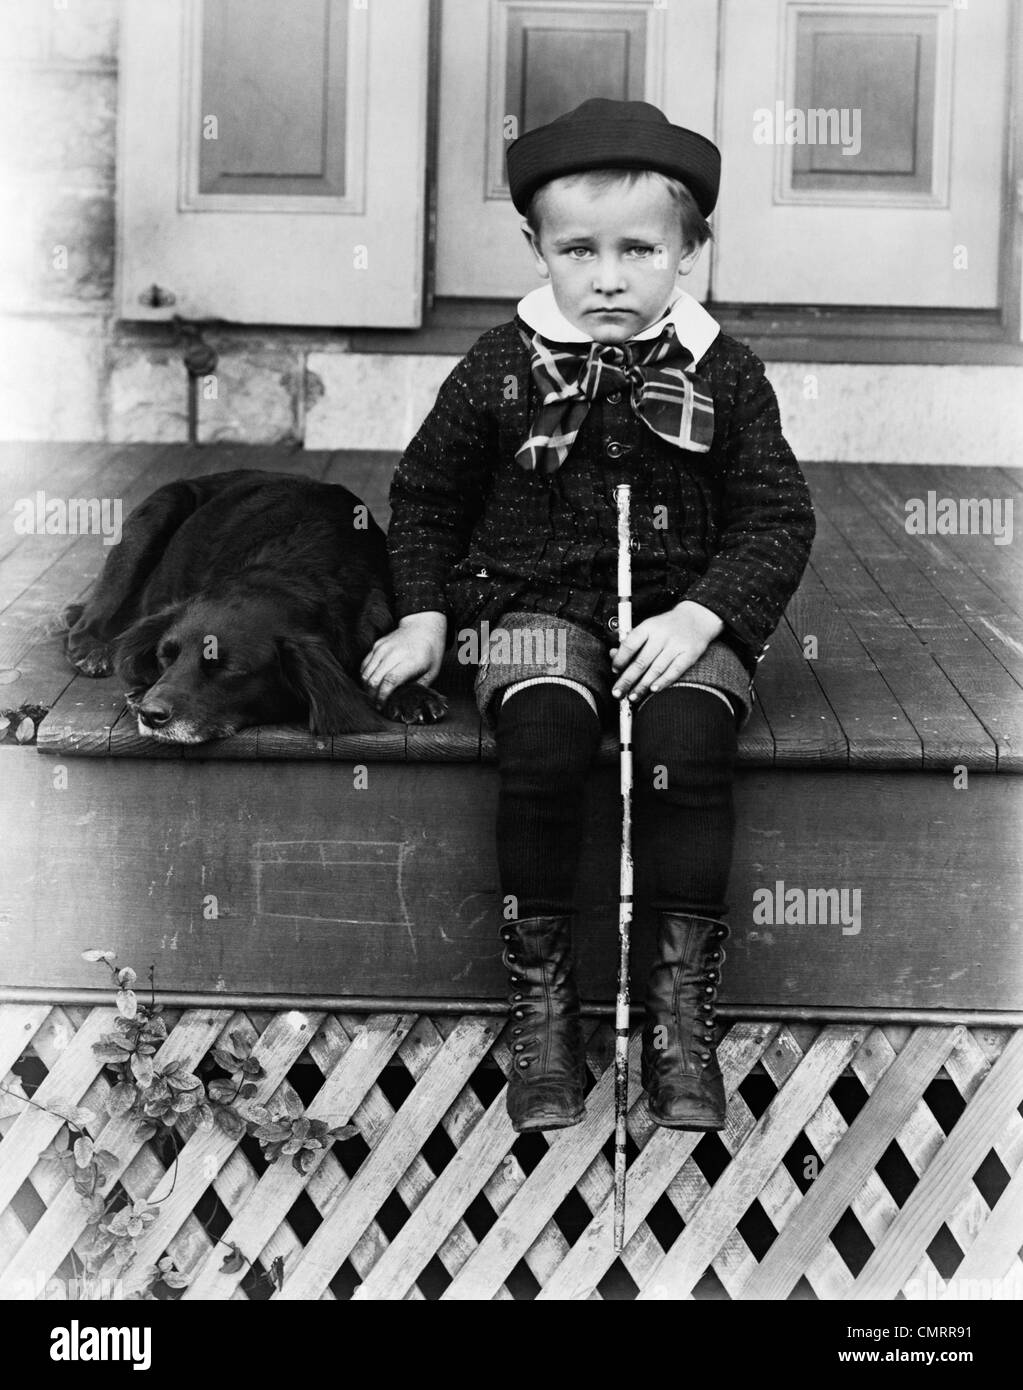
[506,98,721,217]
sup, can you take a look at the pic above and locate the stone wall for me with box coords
[0,0,351,445]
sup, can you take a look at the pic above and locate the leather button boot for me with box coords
[501,913,587,1133]
[641,910,730,1130]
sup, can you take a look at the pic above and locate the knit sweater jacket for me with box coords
[386,311,816,680]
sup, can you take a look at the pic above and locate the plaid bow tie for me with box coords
[514,319,715,476]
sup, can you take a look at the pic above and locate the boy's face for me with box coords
[522,175,698,344]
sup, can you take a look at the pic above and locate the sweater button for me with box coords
[607,391,622,405]
[606,441,624,459]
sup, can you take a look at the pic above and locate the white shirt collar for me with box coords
[515,283,720,366]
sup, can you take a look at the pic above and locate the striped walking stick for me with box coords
[612,482,634,1255]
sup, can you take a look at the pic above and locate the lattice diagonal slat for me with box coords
[1,1006,1021,1301]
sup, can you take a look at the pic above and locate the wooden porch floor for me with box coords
[1,442,1022,770]
[0,444,1021,1014]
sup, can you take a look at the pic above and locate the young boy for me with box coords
[361,99,816,1135]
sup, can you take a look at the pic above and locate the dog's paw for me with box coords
[58,602,85,633]
[382,681,449,725]
[67,643,114,678]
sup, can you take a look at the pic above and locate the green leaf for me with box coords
[228,1030,252,1057]
[87,1229,116,1257]
[117,967,138,986]
[269,1256,285,1292]
[130,1053,155,1087]
[117,988,139,1020]
[328,1124,359,1142]
[211,1047,241,1073]
[167,1070,202,1092]
[83,1193,106,1224]
[93,1043,132,1062]
[73,1137,94,1168]
[81,948,117,964]
[213,1106,246,1140]
[105,1208,132,1235]
[238,1082,257,1099]
[107,1081,138,1117]
[73,1167,97,1196]
[220,1244,246,1274]
[134,1122,158,1142]
[111,1241,137,1270]
[240,1058,265,1078]
[253,1123,290,1142]
[68,1105,101,1132]
[93,1149,120,1181]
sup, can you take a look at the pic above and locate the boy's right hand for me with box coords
[360,611,447,707]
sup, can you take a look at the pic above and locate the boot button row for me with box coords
[517,1058,531,1069]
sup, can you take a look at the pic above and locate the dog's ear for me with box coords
[278,633,390,734]
[113,607,179,688]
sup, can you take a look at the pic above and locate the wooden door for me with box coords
[118,0,429,326]
[713,0,1009,306]
[435,0,719,301]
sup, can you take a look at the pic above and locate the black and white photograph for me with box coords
[0,0,1021,1341]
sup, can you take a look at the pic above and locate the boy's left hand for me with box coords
[610,600,725,703]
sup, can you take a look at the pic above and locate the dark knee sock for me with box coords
[632,685,738,918]
[495,682,603,919]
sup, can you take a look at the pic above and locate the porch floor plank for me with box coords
[2,445,1018,773]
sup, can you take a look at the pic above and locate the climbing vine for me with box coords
[3,949,357,1299]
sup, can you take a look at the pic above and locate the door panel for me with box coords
[197,0,350,199]
[436,0,718,300]
[118,0,428,326]
[713,0,1008,306]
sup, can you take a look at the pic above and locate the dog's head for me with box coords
[114,595,383,743]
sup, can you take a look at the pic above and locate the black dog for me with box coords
[63,470,447,743]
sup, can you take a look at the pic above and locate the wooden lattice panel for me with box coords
[1,1004,1021,1300]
